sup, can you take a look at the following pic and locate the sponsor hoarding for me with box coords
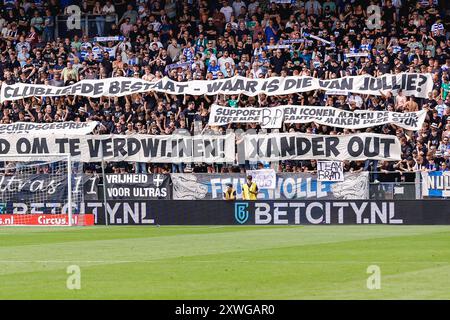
[0,213,94,226]
[87,200,450,225]
[1,200,447,225]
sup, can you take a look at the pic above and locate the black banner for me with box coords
[0,200,447,225]
[88,200,450,225]
[103,174,171,200]
[0,174,98,213]
[0,174,68,203]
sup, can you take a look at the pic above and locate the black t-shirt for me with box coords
[236,29,250,41]
[205,24,218,41]
[304,161,317,171]
[183,108,197,127]
[377,63,391,74]
[129,30,140,43]
[101,58,113,74]
[235,47,245,60]
[327,64,341,77]
[8,59,21,70]
[429,133,441,148]
[114,109,123,121]
[346,65,358,75]
[315,65,327,79]
[270,55,287,74]
[350,161,363,171]
[382,6,396,23]
[124,110,136,122]
[42,49,53,61]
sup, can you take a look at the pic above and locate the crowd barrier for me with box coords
[55,13,119,38]
[0,171,447,206]
[85,172,449,201]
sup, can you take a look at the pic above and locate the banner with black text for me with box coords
[0,121,98,135]
[0,73,432,101]
[0,133,235,163]
[243,133,401,161]
[209,104,427,130]
[317,161,344,182]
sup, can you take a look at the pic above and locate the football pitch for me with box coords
[0,225,449,299]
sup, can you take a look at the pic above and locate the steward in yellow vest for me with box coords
[223,183,237,200]
[242,175,258,200]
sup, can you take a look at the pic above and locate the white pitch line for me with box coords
[0,260,448,264]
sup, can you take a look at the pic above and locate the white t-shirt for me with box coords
[102,4,115,14]
[348,95,363,108]
[431,23,444,35]
[102,45,117,59]
[248,1,259,15]
[118,41,132,52]
[232,1,246,16]
[220,6,234,22]
[0,17,6,31]
[102,4,116,22]
[218,56,235,69]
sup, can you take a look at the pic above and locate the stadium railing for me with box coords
[91,171,447,200]
[55,13,119,39]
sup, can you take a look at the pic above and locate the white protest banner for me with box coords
[209,104,426,130]
[0,73,433,102]
[244,132,401,161]
[317,161,344,182]
[0,133,235,163]
[0,121,98,135]
[246,169,277,189]
[209,104,285,128]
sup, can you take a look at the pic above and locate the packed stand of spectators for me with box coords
[0,0,449,177]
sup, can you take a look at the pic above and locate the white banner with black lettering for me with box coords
[317,161,344,182]
[244,132,401,161]
[209,104,426,130]
[246,169,277,189]
[0,121,98,135]
[0,73,432,102]
[0,133,235,163]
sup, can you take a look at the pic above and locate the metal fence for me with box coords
[368,171,420,200]
[55,13,118,39]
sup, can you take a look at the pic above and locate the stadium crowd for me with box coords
[0,0,449,177]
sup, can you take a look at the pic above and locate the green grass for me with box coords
[0,225,450,299]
